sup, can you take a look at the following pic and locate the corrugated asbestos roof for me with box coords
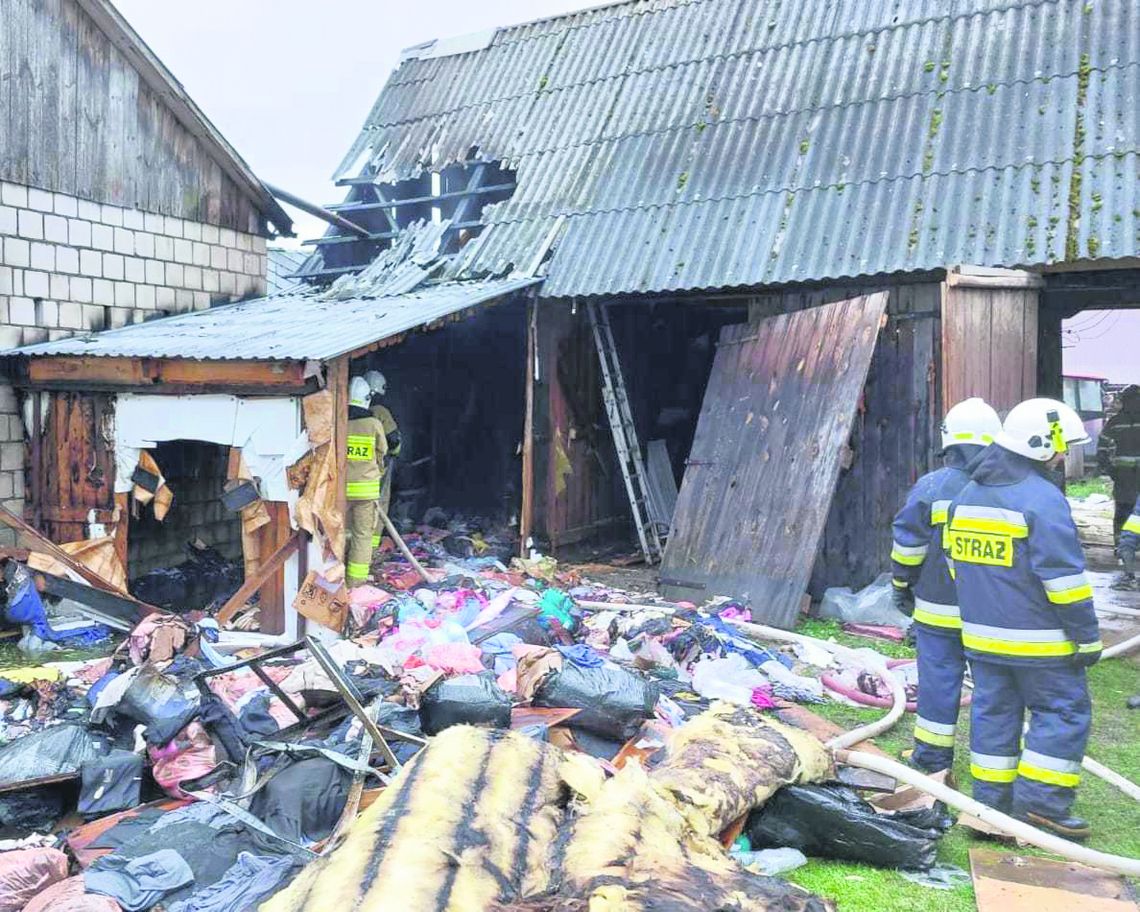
[333,0,1139,297]
[6,277,541,362]
[266,247,310,295]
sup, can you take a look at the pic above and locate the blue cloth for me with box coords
[1120,495,1140,557]
[911,627,966,772]
[556,644,605,668]
[701,614,789,668]
[969,659,1090,818]
[4,578,110,646]
[891,446,980,635]
[86,848,195,911]
[946,446,1101,666]
[167,852,296,912]
[482,632,523,675]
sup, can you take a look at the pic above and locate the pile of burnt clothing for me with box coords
[130,545,241,614]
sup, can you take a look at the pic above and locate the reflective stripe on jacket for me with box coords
[1121,495,1140,557]
[346,415,387,501]
[946,446,1100,665]
[890,447,980,633]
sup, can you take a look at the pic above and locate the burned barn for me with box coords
[5,0,1140,630]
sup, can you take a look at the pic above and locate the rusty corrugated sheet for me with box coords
[660,292,888,627]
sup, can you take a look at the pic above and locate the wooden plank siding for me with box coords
[941,273,1041,414]
[661,293,889,627]
[36,391,117,545]
[0,0,265,233]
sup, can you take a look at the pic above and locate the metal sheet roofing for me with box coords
[5,277,541,362]
[333,0,1140,297]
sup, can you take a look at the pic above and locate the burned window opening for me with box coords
[296,161,517,283]
[128,440,243,615]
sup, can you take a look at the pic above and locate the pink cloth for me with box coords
[422,642,485,675]
[0,847,69,912]
[750,688,777,710]
[23,876,122,912]
[497,668,517,693]
[148,722,217,798]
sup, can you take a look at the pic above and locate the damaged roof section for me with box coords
[7,276,541,363]
[327,0,1139,297]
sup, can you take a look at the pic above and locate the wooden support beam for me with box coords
[520,300,537,558]
[215,531,301,627]
[25,357,310,391]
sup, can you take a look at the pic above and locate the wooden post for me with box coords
[30,392,42,531]
[215,532,302,627]
[519,300,537,558]
[329,356,350,564]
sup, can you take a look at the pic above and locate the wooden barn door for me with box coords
[941,266,1042,415]
[38,392,120,553]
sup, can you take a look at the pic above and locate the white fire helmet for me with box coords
[364,370,387,397]
[349,377,372,409]
[995,397,1089,462]
[941,397,1002,450]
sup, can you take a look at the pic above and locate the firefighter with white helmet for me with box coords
[363,370,401,548]
[946,397,1100,839]
[345,377,388,587]
[890,397,1001,773]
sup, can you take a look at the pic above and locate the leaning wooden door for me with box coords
[660,293,888,628]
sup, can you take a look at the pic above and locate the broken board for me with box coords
[970,848,1138,912]
[660,293,888,627]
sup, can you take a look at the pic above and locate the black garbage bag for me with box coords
[250,757,351,844]
[0,786,69,833]
[745,784,948,871]
[78,749,145,818]
[117,665,201,745]
[533,662,658,742]
[419,673,512,736]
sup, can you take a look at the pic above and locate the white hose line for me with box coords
[835,749,1140,877]
[1097,604,1140,619]
[727,619,906,749]
[1082,756,1140,803]
[1103,630,1140,659]
[731,617,1140,872]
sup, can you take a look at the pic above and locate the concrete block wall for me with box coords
[0,180,269,539]
[129,442,243,578]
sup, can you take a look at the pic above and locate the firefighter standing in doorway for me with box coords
[947,398,1101,840]
[364,370,401,549]
[890,397,1002,774]
[345,377,388,588]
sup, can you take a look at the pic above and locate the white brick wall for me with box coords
[0,180,270,528]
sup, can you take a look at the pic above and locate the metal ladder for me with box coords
[587,302,664,564]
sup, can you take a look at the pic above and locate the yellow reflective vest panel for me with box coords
[346,416,387,500]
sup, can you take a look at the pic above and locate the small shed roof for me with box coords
[5,277,541,363]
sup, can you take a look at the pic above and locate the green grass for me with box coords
[1067,475,1113,499]
[783,619,1140,912]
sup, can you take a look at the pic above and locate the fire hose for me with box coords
[728,618,1140,877]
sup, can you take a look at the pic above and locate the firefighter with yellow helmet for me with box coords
[345,377,388,588]
[946,398,1100,839]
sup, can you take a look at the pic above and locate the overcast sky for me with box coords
[114,0,613,243]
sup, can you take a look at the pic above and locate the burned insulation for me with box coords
[260,704,832,912]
